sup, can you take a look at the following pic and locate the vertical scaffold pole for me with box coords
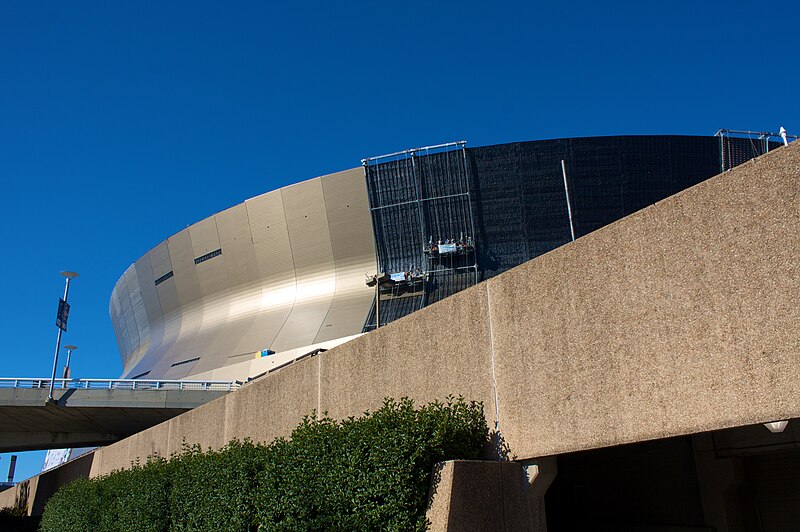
[561,160,576,242]
[461,143,478,285]
[363,159,381,329]
[410,151,428,266]
[410,151,429,313]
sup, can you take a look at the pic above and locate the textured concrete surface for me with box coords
[426,460,534,531]
[166,392,229,454]
[88,396,226,476]
[83,143,799,478]
[319,285,496,425]
[223,354,319,444]
[126,419,172,465]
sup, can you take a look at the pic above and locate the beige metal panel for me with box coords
[194,247,228,300]
[315,168,376,342]
[108,292,123,358]
[247,190,290,245]
[156,215,224,377]
[245,189,297,343]
[271,178,336,351]
[129,256,163,376]
[229,189,296,355]
[167,229,204,310]
[137,239,175,377]
[120,268,140,356]
[108,285,130,368]
[124,261,151,367]
[191,215,228,325]
[215,203,259,287]
[139,308,182,377]
[188,215,222,258]
[150,229,205,376]
[148,263,181,378]
[110,278,130,361]
[117,269,141,361]
[148,241,172,281]
[154,270,180,316]
[119,266,156,378]
[134,256,162,327]
[191,205,260,375]
[185,292,232,375]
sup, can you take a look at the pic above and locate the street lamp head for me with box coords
[64,345,78,351]
[60,271,80,279]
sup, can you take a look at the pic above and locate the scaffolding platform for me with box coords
[366,271,425,297]
[424,238,475,257]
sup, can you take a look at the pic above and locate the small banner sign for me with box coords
[56,298,70,332]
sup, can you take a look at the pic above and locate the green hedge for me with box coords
[40,397,488,531]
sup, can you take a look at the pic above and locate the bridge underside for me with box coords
[0,388,229,452]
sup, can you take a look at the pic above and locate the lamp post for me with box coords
[63,345,77,379]
[47,271,79,404]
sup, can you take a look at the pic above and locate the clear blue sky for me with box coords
[1,1,797,482]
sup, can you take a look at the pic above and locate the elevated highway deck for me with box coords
[0,379,238,452]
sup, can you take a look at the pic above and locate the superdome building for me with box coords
[110,134,778,381]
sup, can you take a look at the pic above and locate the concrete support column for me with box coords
[426,458,557,531]
[522,456,558,531]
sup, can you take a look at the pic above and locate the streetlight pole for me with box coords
[47,271,79,404]
[63,345,77,379]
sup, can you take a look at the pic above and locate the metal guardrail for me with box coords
[0,378,240,392]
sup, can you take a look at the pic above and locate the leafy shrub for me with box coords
[255,397,488,531]
[39,477,104,531]
[99,457,172,532]
[40,396,488,531]
[169,440,264,531]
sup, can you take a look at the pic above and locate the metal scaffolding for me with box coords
[362,141,477,330]
[715,128,797,172]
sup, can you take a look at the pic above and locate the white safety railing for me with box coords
[0,378,240,392]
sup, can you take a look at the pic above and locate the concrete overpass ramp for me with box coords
[0,379,238,452]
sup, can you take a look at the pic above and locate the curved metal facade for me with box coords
[111,135,767,380]
[110,168,376,379]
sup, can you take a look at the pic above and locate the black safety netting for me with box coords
[720,136,784,171]
[364,135,756,331]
